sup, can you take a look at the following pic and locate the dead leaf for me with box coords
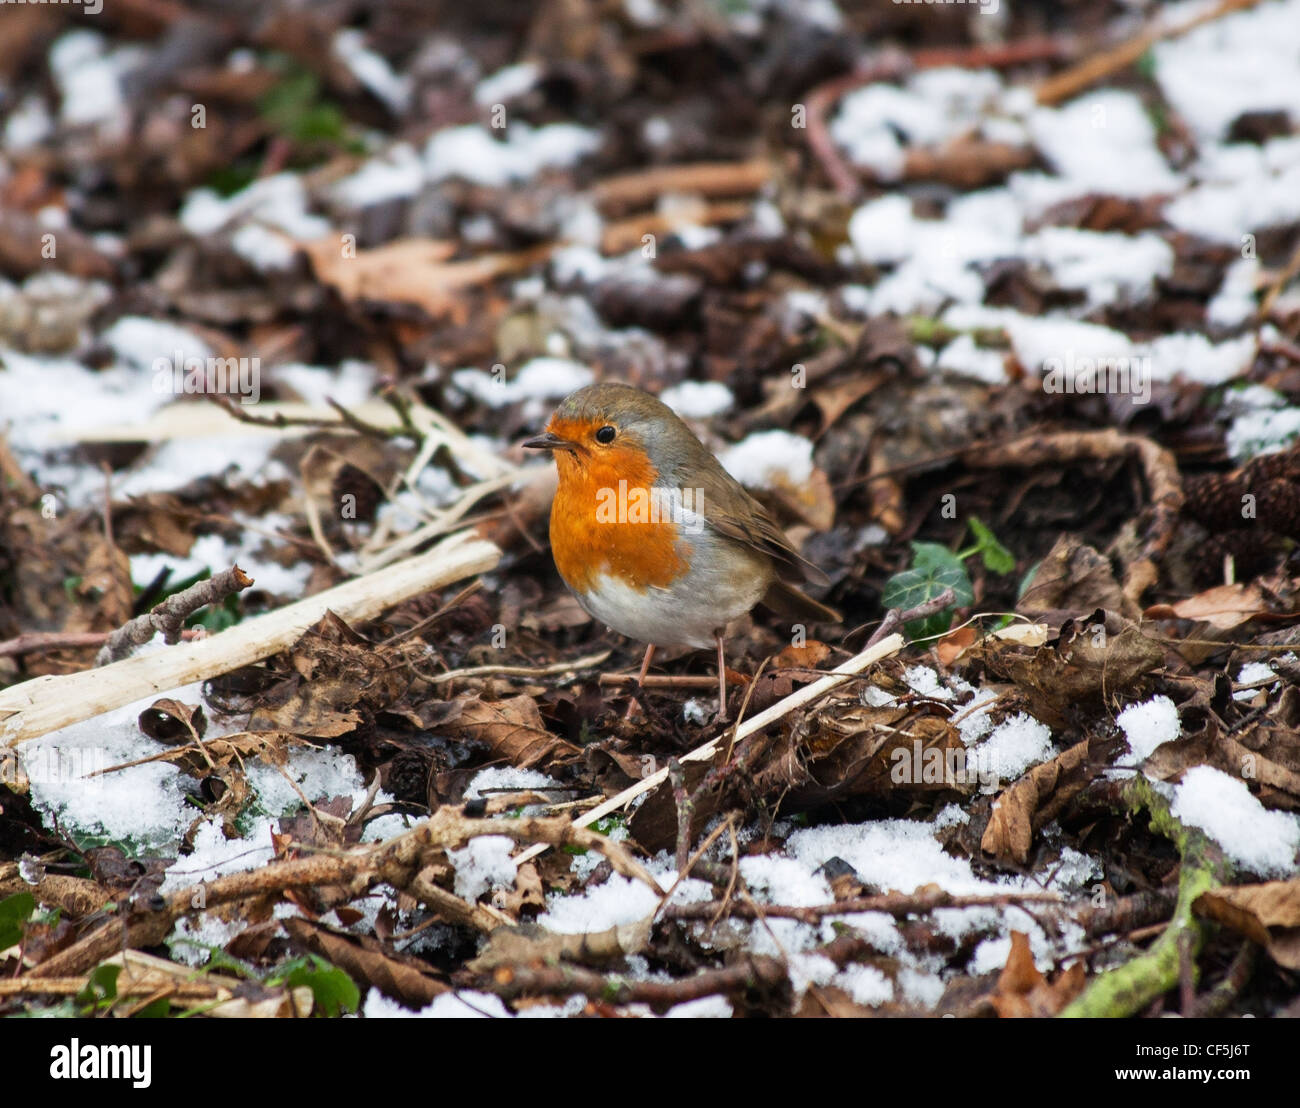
[1017,535,1125,619]
[302,237,552,320]
[981,740,1091,864]
[1195,881,1300,969]
[447,695,582,768]
[990,931,1085,1017]
[283,917,448,1009]
[774,640,832,669]
[138,698,207,745]
[936,625,978,666]
[1145,583,1268,631]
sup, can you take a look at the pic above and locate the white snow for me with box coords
[333,29,411,115]
[331,143,426,208]
[365,989,512,1018]
[718,430,815,489]
[660,381,734,419]
[1207,257,1260,328]
[49,30,133,129]
[463,766,563,799]
[970,712,1055,782]
[23,679,208,849]
[4,94,53,150]
[1021,227,1173,309]
[1170,765,1300,876]
[936,334,1008,384]
[447,836,518,901]
[1153,0,1300,142]
[1025,90,1184,199]
[474,63,540,107]
[103,316,212,371]
[425,123,600,188]
[180,172,331,241]
[1116,696,1182,766]
[451,357,592,409]
[665,995,733,1018]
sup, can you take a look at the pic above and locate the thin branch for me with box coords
[95,565,254,665]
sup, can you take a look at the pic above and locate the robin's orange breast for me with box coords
[548,436,691,596]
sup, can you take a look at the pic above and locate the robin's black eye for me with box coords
[595,425,616,444]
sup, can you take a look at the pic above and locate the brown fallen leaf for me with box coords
[1144,583,1268,631]
[1017,535,1126,619]
[283,917,448,1009]
[981,740,1091,864]
[774,640,832,669]
[498,862,545,918]
[990,931,1085,1017]
[936,625,978,667]
[1195,880,1300,969]
[302,236,552,320]
[981,610,1166,729]
[448,694,582,769]
[137,697,207,746]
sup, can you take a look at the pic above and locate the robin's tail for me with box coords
[759,579,840,625]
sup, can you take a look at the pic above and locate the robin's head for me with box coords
[522,383,709,482]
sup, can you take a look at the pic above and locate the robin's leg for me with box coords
[623,643,656,719]
[715,633,728,722]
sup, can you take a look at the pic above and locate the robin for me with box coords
[523,382,839,720]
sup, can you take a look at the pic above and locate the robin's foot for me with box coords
[622,643,657,720]
[622,688,645,719]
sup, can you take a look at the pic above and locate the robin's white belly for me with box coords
[576,548,773,650]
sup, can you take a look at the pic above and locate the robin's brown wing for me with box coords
[693,456,831,587]
[759,578,841,623]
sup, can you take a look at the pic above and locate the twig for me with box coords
[591,160,770,213]
[867,586,957,648]
[668,758,693,875]
[961,429,1183,607]
[209,393,411,442]
[1259,232,1300,319]
[428,650,612,684]
[1188,941,1257,1018]
[599,673,720,689]
[95,565,254,665]
[663,888,1062,925]
[0,530,499,748]
[475,955,787,1008]
[380,579,482,646]
[0,631,117,660]
[1035,0,1264,106]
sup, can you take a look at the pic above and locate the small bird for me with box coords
[523,382,838,720]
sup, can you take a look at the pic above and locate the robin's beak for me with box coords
[522,430,574,452]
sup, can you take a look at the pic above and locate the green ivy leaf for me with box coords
[76,964,121,1014]
[282,955,360,1018]
[966,516,1016,575]
[0,891,35,950]
[882,542,974,639]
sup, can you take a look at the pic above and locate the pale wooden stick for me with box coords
[512,633,905,866]
[0,530,499,748]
